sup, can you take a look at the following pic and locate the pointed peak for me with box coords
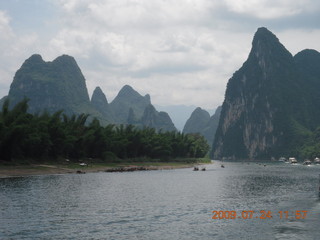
[24,54,44,64]
[53,54,77,65]
[256,27,272,35]
[252,27,279,46]
[121,84,134,92]
[91,86,108,104]
[144,94,150,102]
[116,85,143,100]
[119,84,135,93]
[191,107,210,118]
[249,27,292,61]
[93,86,103,95]
[192,107,209,115]
[194,107,204,112]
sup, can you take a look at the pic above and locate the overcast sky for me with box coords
[1,0,320,109]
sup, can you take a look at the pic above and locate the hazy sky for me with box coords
[1,0,320,109]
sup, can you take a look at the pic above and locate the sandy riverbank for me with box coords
[0,163,197,178]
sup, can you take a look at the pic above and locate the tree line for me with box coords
[0,99,209,162]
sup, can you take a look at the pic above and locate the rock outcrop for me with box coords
[212,27,320,160]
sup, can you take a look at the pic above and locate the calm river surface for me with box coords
[1,161,320,240]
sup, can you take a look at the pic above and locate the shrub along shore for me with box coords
[0,99,209,163]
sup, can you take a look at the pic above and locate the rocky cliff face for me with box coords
[212,27,320,160]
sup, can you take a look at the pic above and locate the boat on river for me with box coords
[289,157,298,164]
[278,157,286,162]
[303,159,312,166]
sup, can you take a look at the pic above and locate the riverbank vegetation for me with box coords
[0,99,209,163]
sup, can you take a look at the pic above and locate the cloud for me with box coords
[223,0,320,19]
[0,11,13,39]
[43,0,251,108]
[1,0,320,109]
[278,29,320,55]
[0,10,39,97]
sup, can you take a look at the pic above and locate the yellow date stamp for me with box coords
[211,210,308,220]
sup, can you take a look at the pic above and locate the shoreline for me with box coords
[0,162,199,178]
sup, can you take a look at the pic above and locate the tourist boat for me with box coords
[289,157,298,164]
[303,159,312,166]
[278,157,286,162]
[314,157,320,164]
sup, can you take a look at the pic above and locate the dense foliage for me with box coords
[0,99,209,162]
[291,125,320,160]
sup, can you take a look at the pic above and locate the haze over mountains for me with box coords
[212,27,320,160]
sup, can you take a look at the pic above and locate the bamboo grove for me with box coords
[0,99,209,162]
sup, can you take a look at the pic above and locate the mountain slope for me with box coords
[109,85,151,124]
[141,105,177,132]
[183,107,210,134]
[2,54,177,131]
[202,106,221,146]
[7,54,98,116]
[154,105,214,131]
[183,106,221,146]
[91,86,115,122]
[212,27,320,160]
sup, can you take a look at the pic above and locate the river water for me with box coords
[1,161,320,240]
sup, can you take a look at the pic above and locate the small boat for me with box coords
[193,166,199,171]
[314,157,320,164]
[303,160,312,165]
[221,164,225,168]
[201,167,206,171]
[289,157,298,164]
[279,157,286,162]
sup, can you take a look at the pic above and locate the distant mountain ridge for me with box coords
[109,85,151,124]
[183,106,221,146]
[155,104,215,131]
[1,54,176,132]
[212,27,320,160]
